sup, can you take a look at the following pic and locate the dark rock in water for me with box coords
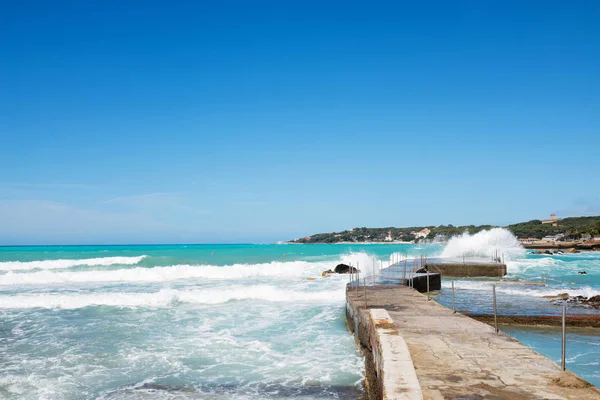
[334,264,358,274]
[578,271,587,275]
[585,295,600,304]
[416,268,428,273]
[550,294,600,309]
[544,292,570,299]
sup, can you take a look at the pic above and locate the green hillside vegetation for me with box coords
[291,216,600,243]
[507,216,600,239]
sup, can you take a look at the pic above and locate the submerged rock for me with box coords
[333,264,358,274]
[584,295,600,305]
[549,294,600,309]
[543,293,570,299]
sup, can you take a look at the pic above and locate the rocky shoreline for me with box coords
[468,314,600,328]
[543,293,600,310]
[524,241,600,251]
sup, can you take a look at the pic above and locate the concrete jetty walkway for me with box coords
[347,285,600,399]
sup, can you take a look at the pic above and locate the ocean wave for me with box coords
[0,256,147,272]
[443,280,599,298]
[507,256,600,274]
[0,252,377,286]
[0,261,330,285]
[441,228,525,260]
[0,286,345,309]
[506,257,558,273]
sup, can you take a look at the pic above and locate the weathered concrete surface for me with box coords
[369,309,423,399]
[346,299,423,399]
[426,262,507,277]
[347,285,600,400]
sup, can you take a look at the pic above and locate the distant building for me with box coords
[541,214,561,225]
[519,238,539,244]
[414,228,431,239]
[581,233,592,241]
[384,231,393,242]
[541,234,565,242]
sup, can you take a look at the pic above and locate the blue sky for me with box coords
[1,1,599,244]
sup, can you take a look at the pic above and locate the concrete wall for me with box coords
[426,263,506,277]
[346,296,423,400]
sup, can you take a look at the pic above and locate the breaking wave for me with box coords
[441,228,525,260]
[0,285,345,309]
[0,261,333,286]
[0,252,379,286]
[0,256,147,272]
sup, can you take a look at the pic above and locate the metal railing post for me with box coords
[426,270,430,300]
[493,284,498,334]
[562,304,567,371]
[355,262,359,297]
[372,257,375,280]
[452,280,456,313]
[364,278,367,309]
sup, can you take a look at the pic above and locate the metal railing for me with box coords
[448,279,570,371]
[346,255,570,372]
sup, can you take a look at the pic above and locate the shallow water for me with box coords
[501,326,600,387]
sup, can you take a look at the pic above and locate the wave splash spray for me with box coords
[441,228,525,260]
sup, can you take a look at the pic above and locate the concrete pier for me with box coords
[347,284,600,399]
[426,262,507,277]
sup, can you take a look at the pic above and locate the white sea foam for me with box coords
[339,252,380,276]
[0,256,147,272]
[506,257,558,273]
[0,285,345,309]
[0,261,329,286]
[443,280,599,298]
[0,253,376,286]
[441,228,525,260]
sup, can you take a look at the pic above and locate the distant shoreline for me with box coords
[284,241,420,245]
[523,242,600,251]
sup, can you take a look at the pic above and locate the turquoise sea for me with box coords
[0,234,599,398]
